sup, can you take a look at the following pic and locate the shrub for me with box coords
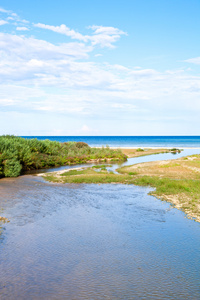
[4,158,22,177]
[75,142,89,148]
[0,136,126,177]
[136,148,144,152]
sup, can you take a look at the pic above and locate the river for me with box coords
[0,149,200,299]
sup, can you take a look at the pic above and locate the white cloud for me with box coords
[21,19,29,24]
[89,25,126,36]
[0,7,10,13]
[0,20,8,25]
[16,26,29,31]
[34,23,87,41]
[0,6,28,25]
[185,57,200,65]
[0,32,91,62]
[34,23,126,48]
[0,7,18,18]
[0,7,200,134]
[7,16,15,20]
[95,54,103,57]
[11,12,17,17]
[112,64,130,71]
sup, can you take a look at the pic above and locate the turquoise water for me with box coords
[22,136,200,148]
[0,150,200,299]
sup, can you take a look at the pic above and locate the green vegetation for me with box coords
[60,169,87,176]
[132,176,195,195]
[136,148,144,152]
[44,167,131,184]
[170,148,181,153]
[0,135,127,178]
[128,171,138,175]
[92,164,112,169]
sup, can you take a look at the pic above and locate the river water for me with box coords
[0,150,200,299]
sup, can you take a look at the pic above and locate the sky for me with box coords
[0,0,200,136]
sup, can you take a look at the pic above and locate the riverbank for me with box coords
[41,151,200,222]
[118,154,200,222]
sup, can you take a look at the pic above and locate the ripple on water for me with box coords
[0,152,200,299]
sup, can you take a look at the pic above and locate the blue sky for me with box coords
[0,0,200,136]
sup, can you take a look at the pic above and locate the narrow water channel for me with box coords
[0,149,200,299]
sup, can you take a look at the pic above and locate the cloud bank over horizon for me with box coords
[0,5,200,136]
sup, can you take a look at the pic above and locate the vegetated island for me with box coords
[42,152,200,223]
[0,135,127,178]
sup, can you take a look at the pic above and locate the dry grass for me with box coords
[118,154,200,180]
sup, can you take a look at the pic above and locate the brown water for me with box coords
[0,150,200,299]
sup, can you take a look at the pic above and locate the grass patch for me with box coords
[128,172,138,175]
[44,167,131,184]
[63,174,129,184]
[160,163,181,168]
[92,164,111,169]
[132,176,195,195]
[101,167,107,171]
[60,169,87,176]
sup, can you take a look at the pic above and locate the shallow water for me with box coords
[1,150,200,299]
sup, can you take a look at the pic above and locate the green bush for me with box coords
[0,135,127,178]
[136,148,144,152]
[4,158,22,177]
[75,142,89,148]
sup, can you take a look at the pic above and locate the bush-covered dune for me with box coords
[0,135,127,178]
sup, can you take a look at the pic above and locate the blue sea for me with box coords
[22,136,200,148]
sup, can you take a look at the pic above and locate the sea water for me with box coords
[22,136,200,148]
